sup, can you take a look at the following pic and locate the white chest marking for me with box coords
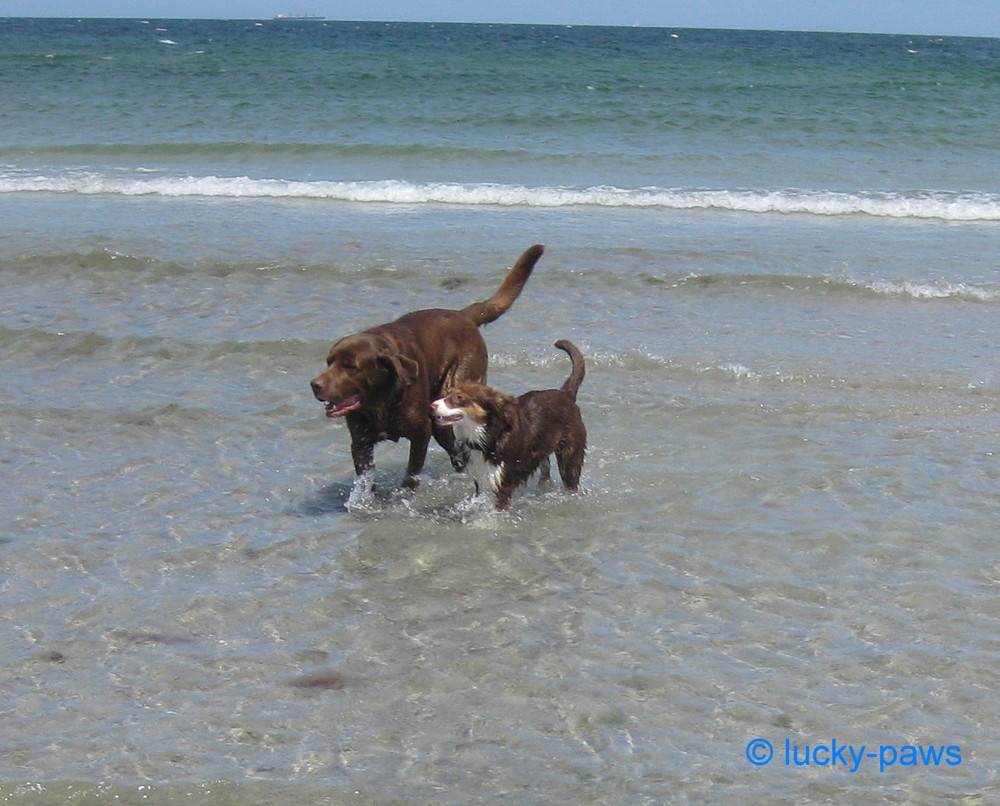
[450,417,502,498]
[466,450,503,495]
[452,417,486,448]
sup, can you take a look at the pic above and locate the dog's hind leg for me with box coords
[555,444,584,492]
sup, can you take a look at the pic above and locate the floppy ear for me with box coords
[378,351,419,388]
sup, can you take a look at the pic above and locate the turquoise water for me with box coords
[4,19,1000,205]
[1,18,998,805]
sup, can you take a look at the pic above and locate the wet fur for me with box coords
[310,245,544,491]
[431,340,586,510]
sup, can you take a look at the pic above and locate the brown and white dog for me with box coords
[430,340,586,510]
[310,245,544,497]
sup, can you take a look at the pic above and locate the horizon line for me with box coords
[1,15,995,39]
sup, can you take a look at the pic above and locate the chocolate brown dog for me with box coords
[310,245,544,494]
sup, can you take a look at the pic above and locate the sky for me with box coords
[3,1,1000,38]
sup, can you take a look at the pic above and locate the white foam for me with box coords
[3,172,1000,221]
[864,279,1000,301]
[345,469,376,512]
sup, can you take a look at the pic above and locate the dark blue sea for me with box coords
[1,17,997,805]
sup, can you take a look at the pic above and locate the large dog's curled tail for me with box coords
[554,339,586,401]
[460,244,544,327]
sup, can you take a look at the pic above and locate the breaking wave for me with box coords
[4,171,1000,221]
[664,272,1000,302]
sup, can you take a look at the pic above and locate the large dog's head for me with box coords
[310,332,419,418]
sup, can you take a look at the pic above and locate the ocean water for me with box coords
[1,17,998,804]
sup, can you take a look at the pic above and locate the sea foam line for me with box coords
[668,273,1000,302]
[4,173,1000,221]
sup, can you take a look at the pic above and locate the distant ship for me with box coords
[273,13,326,20]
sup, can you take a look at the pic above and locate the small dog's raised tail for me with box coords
[554,339,585,401]
[460,244,544,327]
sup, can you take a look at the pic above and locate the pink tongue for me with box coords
[326,395,361,417]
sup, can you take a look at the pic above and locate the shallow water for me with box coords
[2,194,998,804]
[2,18,999,805]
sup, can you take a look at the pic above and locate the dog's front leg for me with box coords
[402,431,431,489]
[493,486,513,511]
[433,422,468,472]
[347,420,376,477]
[346,430,378,509]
